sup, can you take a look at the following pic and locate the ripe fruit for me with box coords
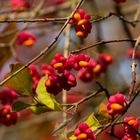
[74,122,96,140]
[17,31,36,47]
[69,9,92,38]
[122,117,140,140]
[106,93,126,116]
[11,0,30,10]
[0,105,19,126]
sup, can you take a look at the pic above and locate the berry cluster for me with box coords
[113,0,127,3]
[78,53,113,82]
[44,53,77,95]
[11,0,31,10]
[69,9,92,38]
[28,53,112,95]
[106,93,126,116]
[42,53,112,95]
[16,31,37,47]
[74,122,96,140]
[0,88,19,126]
[122,117,139,140]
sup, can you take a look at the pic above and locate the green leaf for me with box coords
[12,101,30,112]
[4,64,33,96]
[86,114,100,131]
[30,106,50,114]
[36,76,62,111]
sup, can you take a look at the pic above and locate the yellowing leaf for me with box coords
[98,103,111,119]
[86,114,100,131]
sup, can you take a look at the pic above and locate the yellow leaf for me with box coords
[98,103,111,119]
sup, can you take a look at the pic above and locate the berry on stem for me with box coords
[17,31,36,47]
[69,9,92,38]
[74,122,96,140]
[106,93,126,116]
[122,116,140,140]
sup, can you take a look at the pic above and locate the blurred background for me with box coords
[0,0,140,140]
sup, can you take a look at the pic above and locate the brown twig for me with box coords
[114,121,140,136]
[71,39,137,54]
[0,11,139,26]
[0,0,85,86]
[0,17,67,23]
[100,122,140,140]
[128,36,140,101]
[6,0,46,60]
[91,12,140,27]
[51,82,109,136]
[65,82,110,112]
[96,89,140,136]
[0,12,139,40]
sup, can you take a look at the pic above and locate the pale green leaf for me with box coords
[86,114,100,131]
[36,76,62,111]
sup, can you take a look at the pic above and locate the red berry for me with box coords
[17,31,36,47]
[11,0,31,10]
[106,93,126,116]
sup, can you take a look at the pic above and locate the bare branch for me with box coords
[0,17,67,23]
[71,39,137,54]
[128,36,140,101]
[0,0,85,86]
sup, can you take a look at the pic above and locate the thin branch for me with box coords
[0,12,139,26]
[128,36,140,101]
[134,3,140,22]
[6,0,46,60]
[96,82,110,99]
[95,89,140,136]
[51,83,110,136]
[50,118,73,135]
[71,39,137,54]
[66,82,110,112]
[114,121,140,136]
[53,80,140,136]
[0,12,139,39]
[91,12,140,27]
[0,17,67,23]
[0,0,85,86]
